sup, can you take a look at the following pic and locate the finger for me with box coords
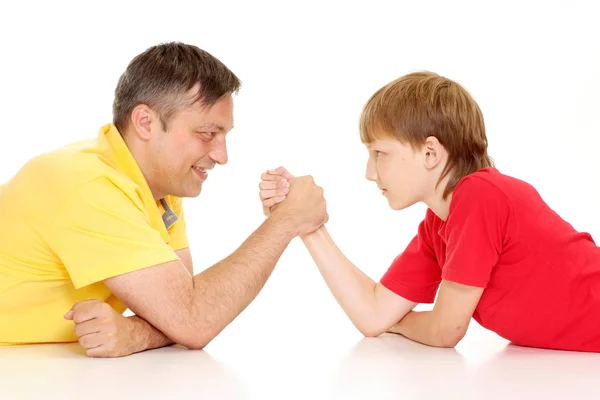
[79,332,104,349]
[259,180,289,190]
[260,188,289,200]
[267,166,295,181]
[261,172,288,182]
[263,196,286,208]
[74,318,101,338]
[71,307,99,324]
[64,299,100,319]
[86,345,108,358]
[71,299,101,310]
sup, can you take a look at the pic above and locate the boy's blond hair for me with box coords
[359,71,493,199]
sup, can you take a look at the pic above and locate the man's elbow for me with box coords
[170,325,217,350]
[177,333,213,350]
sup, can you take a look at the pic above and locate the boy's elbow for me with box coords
[356,320,388,338]
[360,327,384,338]
[439,326,467,348]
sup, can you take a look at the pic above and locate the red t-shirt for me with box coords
[381,167,600,352]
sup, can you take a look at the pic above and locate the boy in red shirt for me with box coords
[259,71,600,352]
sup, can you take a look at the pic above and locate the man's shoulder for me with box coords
[31,141,138,194]
[0,144,142,220]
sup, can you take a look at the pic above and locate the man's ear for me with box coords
[129,104,154,140]
[423,136,444,169]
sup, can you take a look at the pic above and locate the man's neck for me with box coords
[122,132,163,201]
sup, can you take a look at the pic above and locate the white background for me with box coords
[1,1,599,399]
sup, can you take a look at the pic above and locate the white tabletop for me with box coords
[1,319,599,400]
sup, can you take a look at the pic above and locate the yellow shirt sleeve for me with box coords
[164,196,189,251]
[49,178,181,289]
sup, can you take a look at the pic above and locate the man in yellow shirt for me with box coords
[0,42,327,357]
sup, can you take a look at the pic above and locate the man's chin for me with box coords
[172,185,203,199]
[187,186,203,198]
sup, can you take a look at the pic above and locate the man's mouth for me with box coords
[192,165,209,180]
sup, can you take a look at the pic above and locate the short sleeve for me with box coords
[441,177,511,288]
[380,212,442,303]
[163,196,189,251]
[49,178,180,289]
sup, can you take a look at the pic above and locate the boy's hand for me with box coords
[259,166,295,216]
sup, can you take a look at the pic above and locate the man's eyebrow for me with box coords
[197,123,227,131]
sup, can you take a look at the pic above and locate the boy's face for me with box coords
[365,137,430,210]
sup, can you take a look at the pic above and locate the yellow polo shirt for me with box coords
[0,123,189,345]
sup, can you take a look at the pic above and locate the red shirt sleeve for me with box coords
[380,210,442,303]
[440,176,511,288]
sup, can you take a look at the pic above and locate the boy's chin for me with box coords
[387,197,415,211]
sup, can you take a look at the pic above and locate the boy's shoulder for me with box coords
[448,168,544,228]
[455,167,536,199]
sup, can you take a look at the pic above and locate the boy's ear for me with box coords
[423,136,444,169]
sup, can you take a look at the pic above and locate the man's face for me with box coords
[365,137,429,210]
[148,93,234,199]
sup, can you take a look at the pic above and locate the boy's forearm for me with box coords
[301,226,381,334]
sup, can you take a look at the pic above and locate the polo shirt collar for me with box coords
[98,123,171,244]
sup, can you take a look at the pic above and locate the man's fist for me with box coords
[64,299,136,358]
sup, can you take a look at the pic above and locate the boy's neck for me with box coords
[426,192,452,221]
[423,174,452,221]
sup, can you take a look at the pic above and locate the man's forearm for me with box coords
[387,311,448,347]
[300,226,382,334]
[188,214,296,346]
[127,315,174,353]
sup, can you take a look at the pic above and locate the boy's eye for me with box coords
[199,132,215,140]
[375,151,383,158]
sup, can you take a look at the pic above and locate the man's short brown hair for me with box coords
[112,42,241,132]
